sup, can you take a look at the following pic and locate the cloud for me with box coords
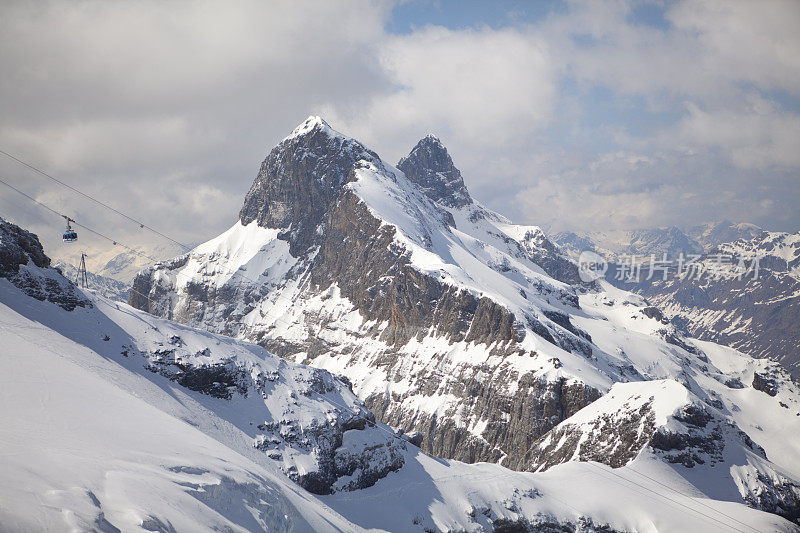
[671,99,800,169]
[0,0,798,268]
[0,0,393,258]
[668,0,800,94]
[512,148,800,234]
[551,0,800,100]
[329,25,556,154]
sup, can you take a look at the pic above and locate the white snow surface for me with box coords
[283,115,344,143]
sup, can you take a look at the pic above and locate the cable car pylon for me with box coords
[77,252,88,289]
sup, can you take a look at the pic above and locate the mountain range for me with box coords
[554,223,800,378]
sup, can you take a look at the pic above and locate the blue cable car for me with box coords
[62,216,78,242]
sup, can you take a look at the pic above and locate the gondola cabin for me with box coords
[62,217,78,242]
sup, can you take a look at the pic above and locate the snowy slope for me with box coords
[0,286,356,532]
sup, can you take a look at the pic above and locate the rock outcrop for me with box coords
[397,134,472,208]
[0,217,89,311]
[527,380,800,523]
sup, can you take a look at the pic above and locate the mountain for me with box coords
[631,229,800,377]
[397,134,472,208]
[554,227,704,261]
[129,116,597,466]
[554,222,766,262]
[96,243,186,283]
[555,225,800,377]
[689,221,765,252]
[53,259,131,301]
[126,117,800,526]
[55,243,186,286]
[8,217,799,531]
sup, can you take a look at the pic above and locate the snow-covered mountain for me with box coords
[53,259,131,301]
[554,223,800,378]
[631,229,800,378]
[8,217,799,531]
[554,227,704,262]
[689,221,766,252]
[553,221,766,262]
[93,244,185,283]
[123,117,800,527]
[130,117,595,466]
[56,243,185,286]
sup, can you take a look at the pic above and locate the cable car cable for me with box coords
[0,149,191,250]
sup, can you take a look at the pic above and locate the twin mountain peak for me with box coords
[239,116,473,250]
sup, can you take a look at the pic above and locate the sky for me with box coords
[0,0,798,267]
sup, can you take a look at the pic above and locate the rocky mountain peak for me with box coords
[397,135,472,208]
[238,116,382,255]
[281,115,340,143]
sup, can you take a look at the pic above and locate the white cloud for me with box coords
[552,0,800,100]
[668,0,800,95]
[0,0,798,260]
[325,25,557,161]
[673,99,800,169]
[0,0,393,256]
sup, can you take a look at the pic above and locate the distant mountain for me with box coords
[689,220,765,252]
[53,260,131,301]
[554,225,800,377]
[94,243,184,283]
[125,117,800,525]
[632,230,800,377]
[554,227,704,261]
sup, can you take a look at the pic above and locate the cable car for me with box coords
[62,216,78,242]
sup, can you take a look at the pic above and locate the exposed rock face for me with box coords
[239,116,383,256]
[526,379,800,523]
[0,218,89,311]
[0,218,50,273]
[310,192,520,348]
[366,373,599,468]
[397,134,472,208]
[526,398,656,471]
[500,226,581,285]
[753,372,779,396]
